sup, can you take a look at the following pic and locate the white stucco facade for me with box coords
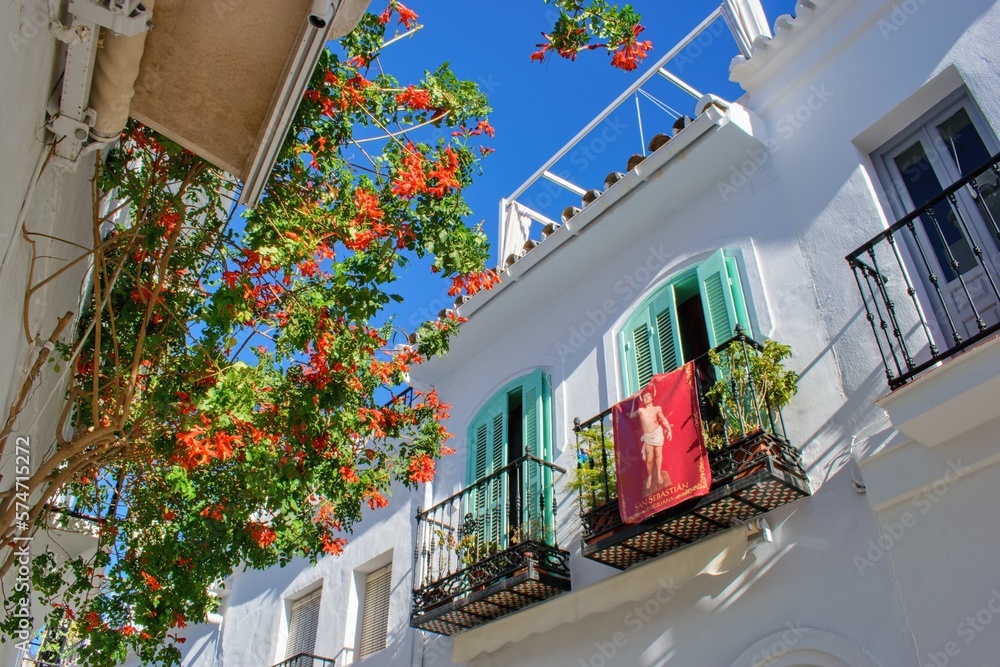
[166,0,1000,666]
[1,2,104,664]
[7,0,1000,666]
[182,1,1000,666]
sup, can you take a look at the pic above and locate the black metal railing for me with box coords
[18,654,77,667]
[272,653,336,667]
[573,329,808,553]
[388,385,415,407]
[847,152,1000,388]
[45,494,103,529]
[411,455,570,631]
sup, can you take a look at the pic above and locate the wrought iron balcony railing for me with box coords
[574,331,810,570]
[272,653,335,667]
[45,494,103,537]
[847,153,1000,388]
[410,455,570,635]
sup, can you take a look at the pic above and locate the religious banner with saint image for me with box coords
[612,361,712,524]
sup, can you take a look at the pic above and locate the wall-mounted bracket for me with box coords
[68,0,153,37]
[47,0,153,169]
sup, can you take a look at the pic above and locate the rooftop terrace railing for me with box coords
[497,1,773,267]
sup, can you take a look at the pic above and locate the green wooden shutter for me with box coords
[466,394,507,550]
[486,411,506,545]
[698,249,750,347]
[621,286,682,395]
[470,419,489,551]
[521,369,553,541]
[726,256,751,335]
[650,284,682,374]
[466,371,553,550]
[467,395,505,483]
[539,372,554,543]
[621,308,654,395]
[472,422,488,484]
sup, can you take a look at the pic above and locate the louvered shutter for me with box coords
[285,588,321,660]
[358,564,392,658]
[650,283,682,374]
[622,308,655,395]
[471,420,489,537]
[467,395,507,550]
[540,371,555,542]
[622,284,681,395]
[521,369,553,541]
[698,249,747,348]
[726,256,752,334]
[486,411,506,545]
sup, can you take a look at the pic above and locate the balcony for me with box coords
[574,333,811,570]
[45,494,102,537]
[847,153,1000,389]
[410,456,570,635]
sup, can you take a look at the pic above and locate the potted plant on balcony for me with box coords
[508,522,545,571]
[567,426,616,512]
[704,332,798,476]
[568,426,623,543]
[455,532,502,589]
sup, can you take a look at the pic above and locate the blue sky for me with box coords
[352,0,798,334]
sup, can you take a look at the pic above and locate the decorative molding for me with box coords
[729,627,884,667]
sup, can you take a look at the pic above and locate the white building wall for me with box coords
[0,0,95,456]
[171,488,427,667]
[196,1,1000,665]
[867,420,1000,667]
[1,2,100,665]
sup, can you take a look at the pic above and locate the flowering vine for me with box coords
[0,3,496,665]
[533,1,652,71]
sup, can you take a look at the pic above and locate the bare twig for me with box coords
[0,311,75,449]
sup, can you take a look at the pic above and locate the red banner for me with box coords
[612,362,711,524]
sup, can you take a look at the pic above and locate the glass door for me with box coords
[881,101,1000,340]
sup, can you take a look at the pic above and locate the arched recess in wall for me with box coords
[728,628,883,667]
[616,249,753,396]
[463,369,556,545]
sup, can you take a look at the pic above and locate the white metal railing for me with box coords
[496,0,773,268]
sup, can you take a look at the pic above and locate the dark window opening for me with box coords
[678,292,711,362]
[506,390,523,534]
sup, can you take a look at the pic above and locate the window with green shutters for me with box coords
[465,369,554,546]
[620,250,752,395]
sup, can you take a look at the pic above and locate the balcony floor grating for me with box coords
[411,562,570,636]
[582,435,810,570]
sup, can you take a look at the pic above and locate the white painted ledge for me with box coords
[451,524,749,663]
[875,333,1000,447]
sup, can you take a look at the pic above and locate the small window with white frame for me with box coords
[357,563,392,659]
[284,587,322,663]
